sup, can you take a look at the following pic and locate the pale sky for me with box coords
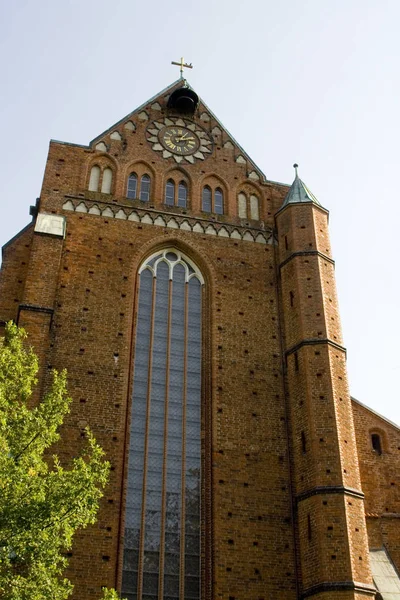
[1,0,399,424]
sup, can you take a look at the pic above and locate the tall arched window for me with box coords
[127,173,138,199]
[101,167,113,194]
[214,188,224,215]
[122,249,203,600]
[88,165,100,192]
[165,179,175,206]
[202,186,212,212]
[178,181,187,208]
[140,174,151,201]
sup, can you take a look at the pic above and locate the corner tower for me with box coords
[276,166,375,598]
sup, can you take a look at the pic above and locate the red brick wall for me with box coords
[0,225,33,327]
[1,80,395,599]
[353,399,400,571]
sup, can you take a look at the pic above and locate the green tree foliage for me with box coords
[101,588,127,600]
[0,323,125,600]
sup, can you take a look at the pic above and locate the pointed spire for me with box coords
[281,164,320,208]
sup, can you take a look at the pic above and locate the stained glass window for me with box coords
[122,250,203,600]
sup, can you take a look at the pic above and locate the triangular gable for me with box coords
[351,396,400,431]
[90,79,268,183]
[90,78,184,145]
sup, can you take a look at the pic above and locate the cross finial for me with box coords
[293,163,299,177]
[171,57,193,79]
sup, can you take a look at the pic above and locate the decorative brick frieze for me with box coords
[61,197,275,244]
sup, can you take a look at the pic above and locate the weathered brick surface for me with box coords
[0,225,33,326]
[0,79,398,598]
[276,201,374,597]
[352,399,400,571]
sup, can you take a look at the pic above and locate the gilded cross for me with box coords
[171,57,193,79]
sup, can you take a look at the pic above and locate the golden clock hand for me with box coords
[176,135,195,142]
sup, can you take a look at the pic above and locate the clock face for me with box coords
[146,117,213,164]
[159,126,200,155]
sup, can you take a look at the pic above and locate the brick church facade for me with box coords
[1,78,399,599]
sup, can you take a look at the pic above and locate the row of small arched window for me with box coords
[127,173,224,214]
[88,167,222,213]
[127,173,188,208]
[88,166,259,219]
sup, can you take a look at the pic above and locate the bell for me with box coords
[168,88,199,114]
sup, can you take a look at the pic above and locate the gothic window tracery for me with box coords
[122,249,203,600]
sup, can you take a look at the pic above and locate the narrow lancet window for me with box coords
[215,188,224,214]
[178,181,187,208]
[122,249,204,600]
[127,173,138,199]
[165,179,175,205]
[140,174,151,201]
[202,186,212,212]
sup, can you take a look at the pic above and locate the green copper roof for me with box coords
[281,164,320,208]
